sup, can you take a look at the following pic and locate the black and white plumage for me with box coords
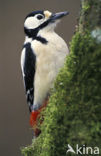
[21,10,69,112]
[21,43,36,112]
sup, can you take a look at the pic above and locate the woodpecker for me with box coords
[21,10,69,133]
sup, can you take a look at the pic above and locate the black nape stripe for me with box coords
[24,17,52,44]
[24,27,48,44]
[35,36,48,44]
[24,27,38,38]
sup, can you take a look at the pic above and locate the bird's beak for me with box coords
[50,11,69,22]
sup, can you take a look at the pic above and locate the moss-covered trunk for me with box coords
[22,0,101,156]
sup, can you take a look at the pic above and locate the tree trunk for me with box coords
[79,0,101,32]
[22,0,101,155]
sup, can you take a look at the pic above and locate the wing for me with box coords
[21,43,36,112]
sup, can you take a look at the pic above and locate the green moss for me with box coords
[21,31,101,156]
[82,1,90,12]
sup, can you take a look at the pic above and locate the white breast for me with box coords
[31,31,69,108]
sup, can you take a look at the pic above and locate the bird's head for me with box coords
[24,10,69,38]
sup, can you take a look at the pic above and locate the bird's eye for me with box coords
[37,15,44,20]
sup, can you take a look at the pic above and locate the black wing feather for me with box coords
[23,43,36,112]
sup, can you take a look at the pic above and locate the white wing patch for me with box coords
[21,48,25,77]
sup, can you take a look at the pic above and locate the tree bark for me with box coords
[79,0,101,32]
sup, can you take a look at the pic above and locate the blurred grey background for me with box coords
[0,0,80,156]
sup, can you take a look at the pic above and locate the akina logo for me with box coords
[66,144,99,155]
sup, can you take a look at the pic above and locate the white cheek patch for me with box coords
[24,16,43,29]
